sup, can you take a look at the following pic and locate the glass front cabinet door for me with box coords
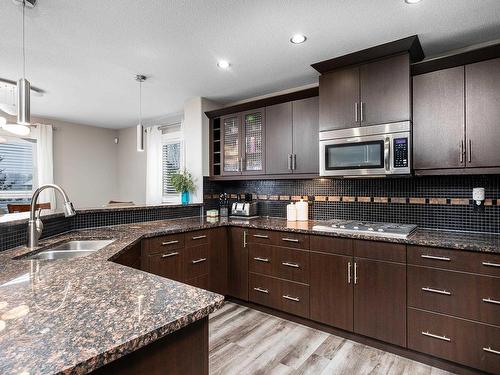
[221,109,265,176]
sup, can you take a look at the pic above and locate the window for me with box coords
[0,135,37,214]
[161,123,183,203]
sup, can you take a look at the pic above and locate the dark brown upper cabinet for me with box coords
[221,108,265,176]
[413,57,500,174]
[466,58,500,168]
[319,54,411,131]
[413,66,465,170]
[266,97,319,175]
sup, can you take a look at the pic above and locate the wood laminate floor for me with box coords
[209,302,454,375]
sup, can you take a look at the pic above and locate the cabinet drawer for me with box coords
[249,273,280,310]
[277,248,310,284]
[142,234,185,255]
[185,230,211,247]
[184,244,209,279]
[249,244,274,276]
[310,235,353,256]
[353,240,406,263]
[408,308,500,374]
[281,280,309,319]
[274,232,309,249]
[145,250,183,281]
[408,265,500,326]
[248,229,276,245]
[408,245,500,277]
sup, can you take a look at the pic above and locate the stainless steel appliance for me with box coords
[319,121,411,177]
[312,219,417,239]
[230,193,258,218]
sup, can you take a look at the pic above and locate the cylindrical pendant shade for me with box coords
[137,123,144,152]
[17,78,30,125]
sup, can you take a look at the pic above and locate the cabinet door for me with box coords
[310,252,353,331]
[228,227,248,300]
[292,97,319,174]
[353,258,406,347]
[242,109,265,174]
[221,114,242,176]
[319,67,360,131]
[360,54,410,126]
[266,102,293,174]
[413,67,465,169]
[466,58,500,168]
[145,251,184,282]
[209,228,228,295]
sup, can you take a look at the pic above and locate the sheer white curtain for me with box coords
[146,126,163,205]
[35,124,56,209]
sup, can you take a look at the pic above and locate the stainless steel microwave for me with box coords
[319,121,411,177]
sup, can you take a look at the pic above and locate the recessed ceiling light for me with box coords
[405,0,422,4]
[290,34,307,44]
[217,60,230,69]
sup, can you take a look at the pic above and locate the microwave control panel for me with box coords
[393,138,408,168]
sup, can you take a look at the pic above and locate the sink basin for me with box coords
[22,239,115,261]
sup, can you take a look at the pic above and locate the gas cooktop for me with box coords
[312,220,417,239]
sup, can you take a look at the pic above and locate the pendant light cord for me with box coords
[139,79,142,124]
[22,0,26,79]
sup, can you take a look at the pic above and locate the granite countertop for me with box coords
[0,216,498,374]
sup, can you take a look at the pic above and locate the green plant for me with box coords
[169,169,196,193]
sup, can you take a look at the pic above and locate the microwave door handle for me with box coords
[384,137,390,171]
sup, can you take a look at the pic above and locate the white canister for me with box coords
[286,202,297,221]
[296,199,308,221]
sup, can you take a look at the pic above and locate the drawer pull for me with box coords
[282,262,300,268]
[348,261,352,284]
[422,287,451,296]
[254,257,270,263]
[282,295,300,302]
[421,254,451,262]
[253,234,269,239]
[253,287,269,294]
[162,240,179,246]
[192,235,207,240]
[483,297,500,305]
[191,258,207,264]
[161,252,179,258]
[282,238,299,243]
[482,261,500,268]
[421,331,451,342]
[483,347,500,356]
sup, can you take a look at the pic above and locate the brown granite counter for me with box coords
[0,215,498,374]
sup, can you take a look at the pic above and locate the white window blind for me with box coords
[161,123,184,202]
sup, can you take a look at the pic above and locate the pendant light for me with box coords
[136,74,146,152]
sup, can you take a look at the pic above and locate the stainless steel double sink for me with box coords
[21,239,115,261]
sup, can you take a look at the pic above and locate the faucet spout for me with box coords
[27,184,76,249]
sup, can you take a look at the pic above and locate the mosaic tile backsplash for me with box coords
[204,175,500,233]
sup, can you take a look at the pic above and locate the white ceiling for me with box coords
[1,0,500,129]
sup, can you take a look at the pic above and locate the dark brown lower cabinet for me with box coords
[310,252,353,331]
[228,227,249,300]
[353,258,406,347]
[209,227,228,295]
[144,249,184,282]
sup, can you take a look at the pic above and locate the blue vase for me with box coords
[181,191,189,205]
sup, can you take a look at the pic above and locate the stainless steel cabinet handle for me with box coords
[162,252,179,258]
[253,287,269,294]
[354,102,358,122]
[282,238,299,243]
[483,347,500,356]
[254,257,270,263]
[384,137,390,172]
[287,154,292,171]
[422,287,451,296]
[282,262,300,268]
[482,261,500,268]
[243,230,247,248]
[468,139,472,163]
[360,102,364,122]
[348,261,352,284]
[421,331,451,342]
[253,234,269,239]
[460,140,464,163]
[283,295,300,302]
[421,254,451,262]
[191,258,207,264]
[162,240,179,246]
[292,154,296,170]
[192,235,207,240]
[354,262,358,284]
[483,297,500,305]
